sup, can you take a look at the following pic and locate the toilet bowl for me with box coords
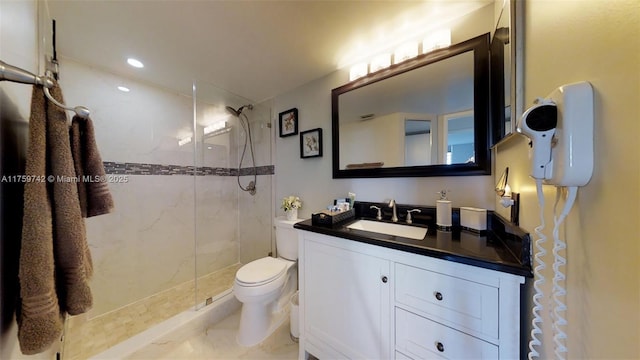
[233,217,299,346]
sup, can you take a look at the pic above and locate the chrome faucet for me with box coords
[406,209,421,224]
[388,199,398,222]
[370,205,382,220]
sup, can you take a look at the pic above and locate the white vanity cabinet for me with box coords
[298,230,525,360]
[300,234,391,359]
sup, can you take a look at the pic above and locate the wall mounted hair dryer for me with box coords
[517,81,594,186]
[518,99,558,179]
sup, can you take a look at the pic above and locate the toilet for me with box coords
[233,217,299,346]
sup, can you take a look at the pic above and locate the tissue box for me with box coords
[460,207,487,231]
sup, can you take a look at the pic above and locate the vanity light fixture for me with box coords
[178,136,192,147]
[345,29,450,82]
[349,62,369,81]
[393,42,419,64]
[370,53,391,73]
[117,86,130,92]
[127,58,144,68]
[423,29,452,53]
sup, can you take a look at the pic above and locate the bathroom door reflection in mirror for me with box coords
[440,110,474,164]
[405,116,437,166]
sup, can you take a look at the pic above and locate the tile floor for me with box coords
[125,307,299,360]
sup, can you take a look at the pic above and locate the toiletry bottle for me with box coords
[436,190,452,229]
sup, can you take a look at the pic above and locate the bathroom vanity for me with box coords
[294,204,531,360]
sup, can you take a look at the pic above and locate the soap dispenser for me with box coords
[436,190,452,230]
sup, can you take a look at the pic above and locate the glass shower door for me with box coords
[193,81,273,309]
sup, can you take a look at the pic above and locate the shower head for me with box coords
[225,106,241,117]
[225,104,254,117]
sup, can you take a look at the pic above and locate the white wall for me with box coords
[495,0,640,358]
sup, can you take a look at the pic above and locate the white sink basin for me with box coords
[347,219,427,240]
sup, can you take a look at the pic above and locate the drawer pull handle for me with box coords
[435,292,443,301]
[381,276,388,283]
[436,342,445,352]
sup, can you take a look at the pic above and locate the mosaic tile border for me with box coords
[103,161,274,176]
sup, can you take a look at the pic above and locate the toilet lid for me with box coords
[236,257,287,286]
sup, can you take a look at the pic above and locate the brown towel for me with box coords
[70,115,114,218]
[46,84,93,315]
[18,83,94,355]
[18,86,64,355]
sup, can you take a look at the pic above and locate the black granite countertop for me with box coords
[294,201,533,278]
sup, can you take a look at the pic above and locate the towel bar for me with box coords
[0,59,90,119]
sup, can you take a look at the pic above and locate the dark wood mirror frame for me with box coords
[332,33,491,179]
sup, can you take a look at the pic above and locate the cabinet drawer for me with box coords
[396,308,498,359]
[395,263,498,338]
[396,350,414,359]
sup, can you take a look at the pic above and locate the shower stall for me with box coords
[44,66,275,359]
[0,4,275,358]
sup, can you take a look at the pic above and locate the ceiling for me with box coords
[45,0,491,103]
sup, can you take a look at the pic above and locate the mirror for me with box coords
[332,33,490,178]
[492,0,524,144]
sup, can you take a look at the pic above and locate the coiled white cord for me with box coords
[528,183,578,360]
[528,178,547,360]
[551,186,577,359]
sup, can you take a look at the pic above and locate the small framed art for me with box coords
[279,108,298,137]
[300,128,322,158]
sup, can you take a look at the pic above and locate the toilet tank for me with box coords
[274,217,300,260]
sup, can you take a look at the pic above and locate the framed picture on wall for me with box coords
[300,128,323,158]
[279,108,298,137]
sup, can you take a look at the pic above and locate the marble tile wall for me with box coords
[238,175,275,264]
[84,176,196,316]
[59,59,205,319]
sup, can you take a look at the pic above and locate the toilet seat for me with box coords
[236,257,287,287]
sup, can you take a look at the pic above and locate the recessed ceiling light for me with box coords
[117,86,130,92]
[127,58,144,68]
